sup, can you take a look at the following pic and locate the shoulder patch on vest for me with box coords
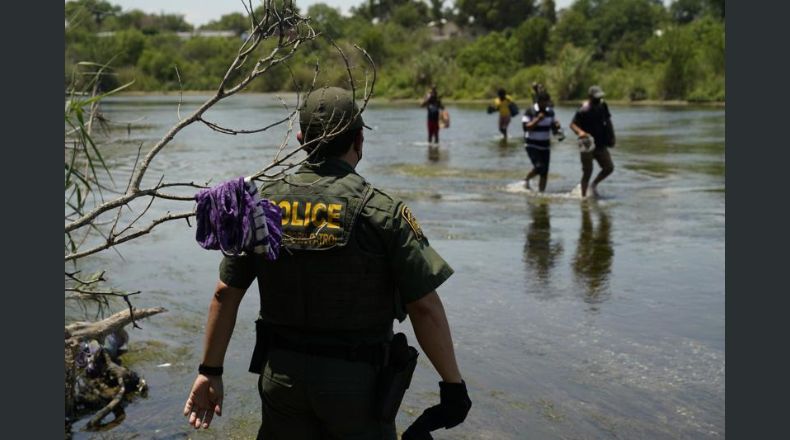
[401,205,424,240]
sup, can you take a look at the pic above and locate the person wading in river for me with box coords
[523,89,562,192]
[570,85,616,198]
[421,85,445,145]
[183,87,471,439]
[488,88,517,142]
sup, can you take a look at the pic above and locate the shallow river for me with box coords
[67,94,725,439]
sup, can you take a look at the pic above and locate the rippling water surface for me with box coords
[67,94,725,439]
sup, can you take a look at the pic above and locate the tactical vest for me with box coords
[257,169,397,331]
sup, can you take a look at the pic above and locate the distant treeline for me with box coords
[65,0,725,102]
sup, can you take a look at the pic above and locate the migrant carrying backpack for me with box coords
[508,101,519,117]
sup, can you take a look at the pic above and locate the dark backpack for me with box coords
[508,101,519,117]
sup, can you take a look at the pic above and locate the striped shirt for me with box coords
[522,104,555,150]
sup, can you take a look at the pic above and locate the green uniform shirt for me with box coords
[219,157,453,323]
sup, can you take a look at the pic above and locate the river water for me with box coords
[67,94,725,439]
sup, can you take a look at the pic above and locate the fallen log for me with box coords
[66,307,166,341]
[65,307,166,429]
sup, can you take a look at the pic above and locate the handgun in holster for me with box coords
[248,319,271,374]
[376,332,419,422]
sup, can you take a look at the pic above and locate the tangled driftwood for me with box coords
[65,307,166,433]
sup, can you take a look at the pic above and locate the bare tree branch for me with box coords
[65,211,195,262]
[66,307,167,341]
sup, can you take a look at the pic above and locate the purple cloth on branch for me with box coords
[195,177,281,259]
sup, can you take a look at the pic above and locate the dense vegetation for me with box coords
[65,0,725,102]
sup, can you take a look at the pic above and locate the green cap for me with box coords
[299,87,370,139]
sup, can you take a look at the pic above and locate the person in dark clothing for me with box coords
[421,85,445,144]
[570,85,616,198]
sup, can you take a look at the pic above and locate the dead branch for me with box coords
[65,288,140,298]
[65,3,319,245]
[63,1,378,334]
[65,211,195,262]
[65,270,106,286]
[66,307,166,341]
[86,351,128,429]
[247,42,377,182]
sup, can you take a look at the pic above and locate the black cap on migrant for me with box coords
[299,87,370,142]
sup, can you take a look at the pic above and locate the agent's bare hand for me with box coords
[183,374,223,429]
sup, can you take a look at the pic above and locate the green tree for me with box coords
[548,8,592,56]
[109,29,147,66]
[391,2,431,29]
[646,15,724,100]
[429,0,444,22]
[106,9,193,34]
[356,25,389,65]
[592,0,665,59]
[539,0,557,24]
[456,31,519,77]
[669,0,724,23]
[352,0,415,21]
[670,0,705,23]
[155,13,193,32]
[513,17,552,65]
[306,3,346,39]
[201,12,249,35]
[707,0,724,19]
[181,37,240,85]
[550,44,593,100]
[65,0,121,30]
[656,30,698,99]
[456,0,537,31]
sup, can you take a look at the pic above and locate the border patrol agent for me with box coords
[183,87,471,439]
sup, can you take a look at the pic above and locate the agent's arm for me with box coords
[183,281,247,430]
[403,290,471,439]
[407,290,462,383]
[202,281,246,365]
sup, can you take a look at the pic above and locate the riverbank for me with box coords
[115,91,724,107]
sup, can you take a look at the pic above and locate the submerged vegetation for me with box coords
[65,0,724,102]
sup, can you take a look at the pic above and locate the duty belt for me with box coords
[270,333,390,366]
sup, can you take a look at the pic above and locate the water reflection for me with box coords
[523,201,563,289]
[427,144,441,161]
[573,203,614,304]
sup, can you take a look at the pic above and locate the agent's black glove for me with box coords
[401,428,433,440]
[402,381,472,438]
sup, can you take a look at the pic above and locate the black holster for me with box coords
[248,319,271,374]
[376,332,418,422]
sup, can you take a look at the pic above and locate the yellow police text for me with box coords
[276,200,343,229]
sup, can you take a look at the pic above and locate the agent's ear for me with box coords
[355,128,364,146]
[296,131,304,144]
[353,128,364,158]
